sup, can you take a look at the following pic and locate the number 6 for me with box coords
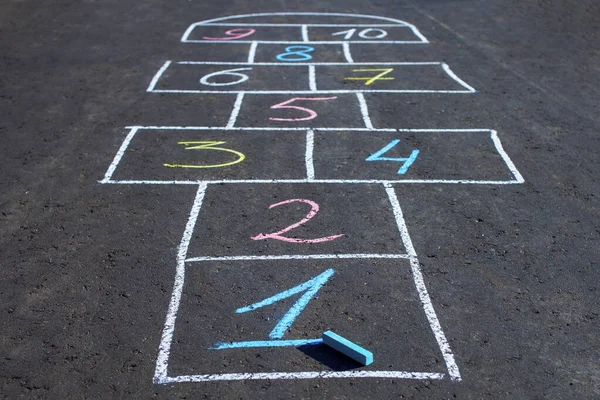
[200,68,252,86]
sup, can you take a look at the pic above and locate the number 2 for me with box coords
[251,199,344,243]
[269,97,337,121]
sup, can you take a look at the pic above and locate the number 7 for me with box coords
[269,97,337,121]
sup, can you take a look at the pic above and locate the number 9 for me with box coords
[203,28,256,41]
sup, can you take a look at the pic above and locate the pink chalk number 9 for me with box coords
[203,28,256,41]
[251,199,344,244]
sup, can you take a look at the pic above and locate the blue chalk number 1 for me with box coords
[366,139,419,174]
[211,269,334,349]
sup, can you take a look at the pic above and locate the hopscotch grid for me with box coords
[109,13,526,385]
[154,183,208,383]
[383,183,461,381]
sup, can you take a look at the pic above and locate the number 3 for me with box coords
[251,199,344,243]
[269,97,337,121]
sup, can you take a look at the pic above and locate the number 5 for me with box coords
[269,97,337,121]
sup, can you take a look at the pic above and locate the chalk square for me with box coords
[313,64,473,93]
[167,258,448,377]
[107,128,307,182]
[312,130,521,182]
[186,183,409,258]
[306,26,423,43]
[152,63,312,93]
[186,25,304,43]
[252,43,349,63]
[232,93,367,129]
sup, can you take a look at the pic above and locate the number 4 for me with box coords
[366,139,419,174]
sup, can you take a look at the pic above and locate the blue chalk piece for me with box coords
[322,330,373,366]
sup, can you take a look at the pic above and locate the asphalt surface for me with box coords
[1,0,599,398]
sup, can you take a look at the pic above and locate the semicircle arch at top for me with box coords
[181,12,428,43]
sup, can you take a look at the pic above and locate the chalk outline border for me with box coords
[100,127,524,185]
[181,12,429,44]
[146,61,477,94]
[152,182,461,384]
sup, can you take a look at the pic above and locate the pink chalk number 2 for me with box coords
[251,199,344,244]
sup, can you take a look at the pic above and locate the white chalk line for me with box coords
[183,12,414,27]
[101,179,523,185]
[226,93,245,128]
[308,65,317,91]
[151,89,475,94]
[342,42,354,63]
[157,371,445,384]
[305,129,315,180]
[183,40,427,44]
[146,61,171,92]
[100,127,139,183]
[153,183,208,383]
[356,93,374,129]
[190,23,413,27]
[301,25,309,42]
[124,125,491,133]
[490,130,525,183]
[185,253,411,263]
[442,63,477,93]
[247,41,258,63]
[384,183,461,381]
[177,61,443,65]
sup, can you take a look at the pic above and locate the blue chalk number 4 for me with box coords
[366,139,419,174]
[211,269,334,349]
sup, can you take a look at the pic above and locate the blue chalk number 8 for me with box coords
[276,46,314,62]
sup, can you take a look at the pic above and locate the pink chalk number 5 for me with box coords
[251,199,344,244]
